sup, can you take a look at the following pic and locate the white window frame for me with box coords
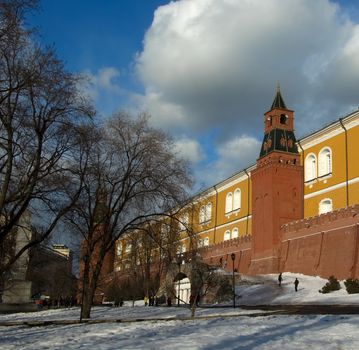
[319,198,333,215]
[318,147,332,177]
[305,153,317,182]
[199,205,205,224]
[224,230,231,241]
[116,243,123,256]
[179,213,189,230]
[233,189,241,211]
[232,227,239,239]
[225,192,233,213]
[205,203,212,222]
[125,242,132,253]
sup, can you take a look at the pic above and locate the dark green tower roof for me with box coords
[271,84,287,110]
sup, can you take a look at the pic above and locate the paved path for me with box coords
[1,305,359,327]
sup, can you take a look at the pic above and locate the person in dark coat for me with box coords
[294,278,299,292]
[167,296,172,307]
[278,273,283,286]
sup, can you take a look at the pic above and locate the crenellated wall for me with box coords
[200,205,359,280]
[279,204,359,279]
[200,235,252,274]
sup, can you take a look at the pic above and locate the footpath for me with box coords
[1,304,359,327]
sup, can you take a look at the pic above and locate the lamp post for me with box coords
[231,253,236,308]
[80,253,89,323]
[177,255,182,307]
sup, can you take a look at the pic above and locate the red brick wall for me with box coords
[280,205,359,279]
[200,235,252,273]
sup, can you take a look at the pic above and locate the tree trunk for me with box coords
[81,287,94,320]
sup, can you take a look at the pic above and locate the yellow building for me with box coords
[115,94,359,270]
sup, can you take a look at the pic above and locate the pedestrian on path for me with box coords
[144,295,148,306]
[294,278,299,292]
[278,273,283,286]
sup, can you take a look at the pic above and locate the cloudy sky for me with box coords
[30,0,359,190]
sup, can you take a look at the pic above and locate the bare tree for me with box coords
[0,0,94,279]
[65,112,191,320]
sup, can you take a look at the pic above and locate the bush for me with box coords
[319,275,341,294]
[344,279,359,294]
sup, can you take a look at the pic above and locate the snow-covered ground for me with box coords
[0,273,358,349]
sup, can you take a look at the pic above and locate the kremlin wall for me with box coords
[112,87,359,297]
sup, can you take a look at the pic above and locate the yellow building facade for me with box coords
[115,106,359,269]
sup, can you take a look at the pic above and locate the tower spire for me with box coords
[271,83,287,110]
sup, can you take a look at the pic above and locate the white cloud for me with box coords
[135,0,359,139]
[195,135,261,188]
[82,67,122,102]
[173,137,204,164]
[96,67,121,92]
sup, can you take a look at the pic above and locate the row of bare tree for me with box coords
[0,0,192,319]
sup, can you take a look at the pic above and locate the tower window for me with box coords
[280,114,287,124]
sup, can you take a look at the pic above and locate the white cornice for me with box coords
[304,176,359,199]
[298,110,359,150]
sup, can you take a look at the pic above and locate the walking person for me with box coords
[278,273,283,286]
[144,295,148,306]
[294,278,299,292]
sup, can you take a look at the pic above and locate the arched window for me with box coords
[125,242,132,253]
[206,203,212,221]
[225,192,233,213]
[177,244,186,254]
[318,147,332,177]
[224,230,231,241]
[280,114,287,124]
[233,189,241,210]
[116,243,123,256]
[305,153,317,181]
[179,213,189,230]
[319,198,333,215]
[203,237,209,246]
[199,205,205,224]
[161,223,169,238]
[232,227,239,239]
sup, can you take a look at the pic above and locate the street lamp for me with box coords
[80,253,89,323]
[177,254,182,307]
[231,253,236,308]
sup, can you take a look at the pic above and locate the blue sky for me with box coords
[28,0,359,190]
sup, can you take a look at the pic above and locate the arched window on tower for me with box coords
[224,230,231,241]
[233,189,241,210]
[319,198,333,215]
[225,192,233,213]
[280,114,287,124]
[318,147,332,177]
[305,153,317,181]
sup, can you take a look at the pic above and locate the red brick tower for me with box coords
[249,86,304,274]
